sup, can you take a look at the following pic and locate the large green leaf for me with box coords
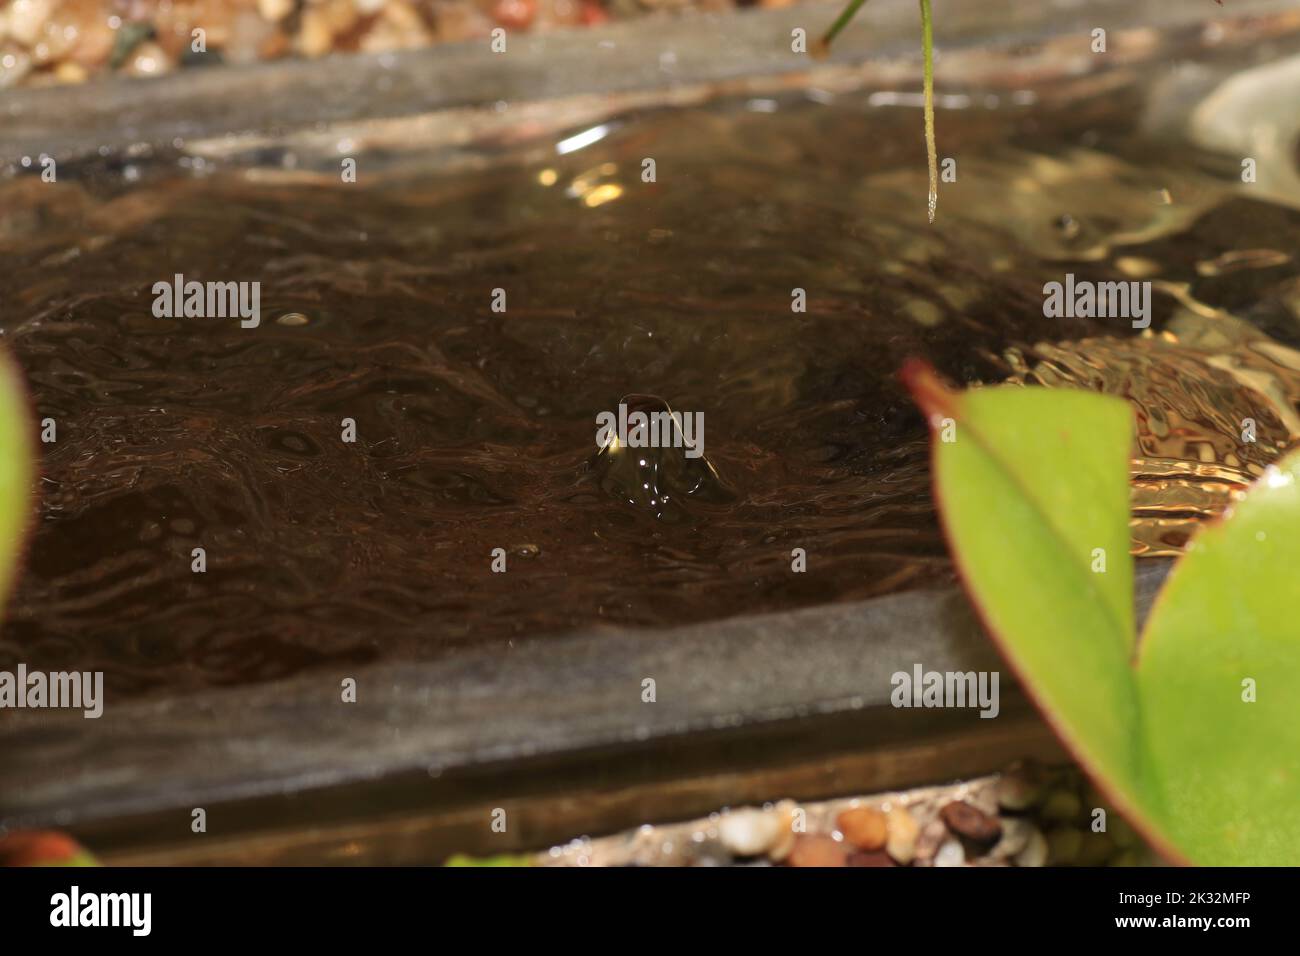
[1138,455,1300,864]
[905,360,1300,864]
[0,350,34,613]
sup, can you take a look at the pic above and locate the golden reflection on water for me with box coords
[1006,286,1300,556]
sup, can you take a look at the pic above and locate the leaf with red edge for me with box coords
[905,360,1300,864]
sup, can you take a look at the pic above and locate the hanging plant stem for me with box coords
[919,0,937,223]
[820,0,939,223]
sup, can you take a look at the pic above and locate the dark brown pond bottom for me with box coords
[2,61,1299,700]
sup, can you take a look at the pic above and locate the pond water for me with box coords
[1,51,1298,698]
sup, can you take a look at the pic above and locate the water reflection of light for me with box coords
[556,124,612,155]
[583,184,623,208]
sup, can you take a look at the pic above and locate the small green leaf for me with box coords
[905,360,1300,864]
[0,350,34,614]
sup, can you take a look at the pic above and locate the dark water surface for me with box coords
[2,72,1298,698]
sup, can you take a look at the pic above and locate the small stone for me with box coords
[992,818,1035,859]
[54,61,87,84]
[8,0,54,48]
[934,839,966,867]
[848,850,895,867]
[125,41,171,78]
[885,806,919,865]
[297,8,335,57]
[836,806,887,851]
[492,0,537,30]
[1014,829,1049,867]
[1047,828,1083,865]
[768,802,797,862]
[718,808,781,858]
[914,819,949,864]
[786,834,848,868]
[689,839,732,867]
[359,1,431,54]
[258,0,295,21]
[1077,831,1115,866]
[940,800,1002,846]
[996,764,1044,812]
[1041,788,1082,823]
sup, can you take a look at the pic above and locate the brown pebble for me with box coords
[940,800,1002,846]
[785,834,848,868]
[836,806,888,851]
[847,850,895,867]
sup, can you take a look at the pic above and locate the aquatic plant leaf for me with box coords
[906,360,1300,864]
[0,831,99,867]
[0,351,34,614]
[1137,455,1300,865]
[902,361,1149,826]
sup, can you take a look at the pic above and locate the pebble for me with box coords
[1041,788,1082,823]
[933,839,966,867]
[1047,828,1083,865]
[1014,829,1049,867]
[996,764,1044,812]
[848,850,895,867]
[125,41,171,78]
[1111,849,1142,867]
[1077,831,1115,866]
[53,60,87,84]
[492,0,538,30]
[688,840,732,867]
[786,834,848,868]
[717,808,781,858]
[7,0,54,48]
[836,806,887,851]
[360,1,431,53]
[939,800,1002,846]
[768,802,797,862]
[885,806,919,865]
[258,0,295,21]
[993,818,1034,859]
[298,6,338,57]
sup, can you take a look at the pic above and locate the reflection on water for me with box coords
[0,62,1297,697]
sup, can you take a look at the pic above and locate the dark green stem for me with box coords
[819,0,874,50]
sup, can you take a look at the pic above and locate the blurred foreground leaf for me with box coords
[905,361,1300,864]
[0,350,34,614]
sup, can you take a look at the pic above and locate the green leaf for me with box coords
[905,360,1300,864]
[1138,456,1300,864]
[0,350,34,614]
